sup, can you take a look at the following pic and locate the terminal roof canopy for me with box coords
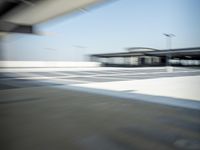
[91,47,159,58]
[126,47,158,52]
[147,47,200,59]
[91,47,200,59]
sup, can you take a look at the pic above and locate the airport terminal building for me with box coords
[90,47,200,67]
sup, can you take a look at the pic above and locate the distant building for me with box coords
[90,47,200,67]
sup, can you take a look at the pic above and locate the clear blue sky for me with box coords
[3,0,200,61]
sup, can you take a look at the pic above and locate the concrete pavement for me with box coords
[0,67,200,150]
[0,86,200,150]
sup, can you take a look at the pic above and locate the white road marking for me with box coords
[1,67,200,109]
[0,66,171,72]
[2,70,200,81]
[73,76,200,101]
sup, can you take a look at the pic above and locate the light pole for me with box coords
[163,33,175,66]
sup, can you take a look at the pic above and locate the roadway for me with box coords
[0,67,200,150]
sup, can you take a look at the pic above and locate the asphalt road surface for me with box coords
[0,67,200,150]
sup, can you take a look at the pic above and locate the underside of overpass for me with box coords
[0,0,110,34]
